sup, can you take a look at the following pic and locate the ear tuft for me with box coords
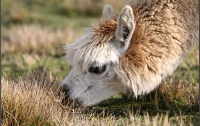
[102,4,116,20]
[122,26,130,40]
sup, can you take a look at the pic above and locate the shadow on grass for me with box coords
[81,94,199,125]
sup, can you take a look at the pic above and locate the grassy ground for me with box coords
[1,0,199,125]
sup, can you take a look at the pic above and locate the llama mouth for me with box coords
[59,85,83,108]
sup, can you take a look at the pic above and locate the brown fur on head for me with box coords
[61,0,199,106]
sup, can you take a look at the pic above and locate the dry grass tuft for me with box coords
[1,25,73,56]
[1,71,62,126]
[158,78,199,106]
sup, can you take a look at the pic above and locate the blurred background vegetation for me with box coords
[1,0,130,79]
[1,0,199,125]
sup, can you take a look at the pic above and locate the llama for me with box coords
[61,0,199,106]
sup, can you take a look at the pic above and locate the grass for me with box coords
[2,71,197,125]
[1,25,72,56]
[1,0,199,125]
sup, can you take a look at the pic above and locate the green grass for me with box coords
[1,53,69,80]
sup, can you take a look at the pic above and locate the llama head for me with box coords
[62,5,135,106]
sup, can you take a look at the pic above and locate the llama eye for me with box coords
[88,64,106,74]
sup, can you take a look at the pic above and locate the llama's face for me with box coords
[61,5,135,106]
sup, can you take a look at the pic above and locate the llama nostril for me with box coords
[60,84,71,105]
[61,84,70,94]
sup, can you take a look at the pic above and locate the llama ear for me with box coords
[113,5,135,55]
[102,4,116,20]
